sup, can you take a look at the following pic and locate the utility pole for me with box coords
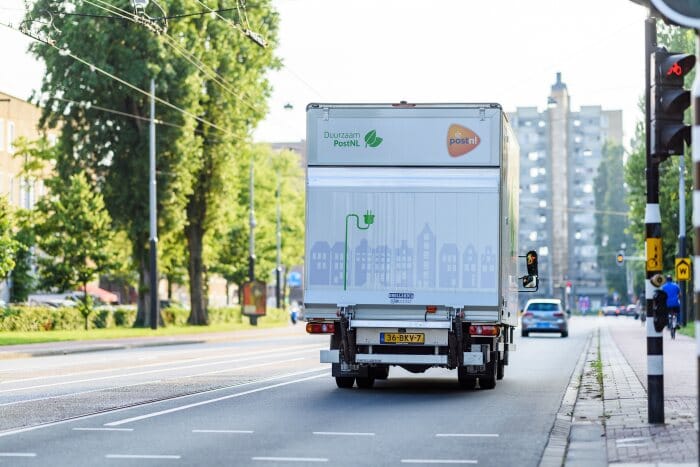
[644,15,664,424]
[149,79,158,330]
[693,30,700,458]
[678,147,687,326]
[275,175,282,309]
[248,162,257,326]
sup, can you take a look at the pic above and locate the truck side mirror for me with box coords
[522,275,538,289]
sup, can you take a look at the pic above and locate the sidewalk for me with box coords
[0,324,305,359]
[556,317,698,466]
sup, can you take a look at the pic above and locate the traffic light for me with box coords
[616,251,624,266]
[651,48,696,159]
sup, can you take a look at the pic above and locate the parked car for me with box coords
[521,298,568,338]
[624,304,638,317]
[602,305,620,317]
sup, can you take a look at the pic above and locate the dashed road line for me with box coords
[0,452,37,457]
[73,427,134,432]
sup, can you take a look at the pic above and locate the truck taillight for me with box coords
[469,325,500,336]
[306,322,335,334]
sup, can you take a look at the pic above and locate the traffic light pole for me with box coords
[692,30,700,457]
[645,15,665,424]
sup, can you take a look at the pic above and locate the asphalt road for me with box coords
[0,317,598,466]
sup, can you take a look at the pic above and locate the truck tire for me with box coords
[457,368,477,389]
[479,361,497,390]
[371,366,390,380]
[356,377,375,389]
[496,359,505,380]
[335,377,355,389]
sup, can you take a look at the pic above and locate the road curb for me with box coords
[539,331,592,467]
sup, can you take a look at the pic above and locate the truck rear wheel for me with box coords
[497,360,505,380]
[479,360,498,390]
[335,376,355,389]
[457,368,477,389]
[356,377,375,389]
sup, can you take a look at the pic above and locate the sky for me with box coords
[1,0,652,146]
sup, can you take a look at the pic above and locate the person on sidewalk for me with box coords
[661,274,681,329]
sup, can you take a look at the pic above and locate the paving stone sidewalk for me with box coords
[603,319,698,466]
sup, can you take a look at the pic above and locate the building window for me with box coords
[7,121,15,153]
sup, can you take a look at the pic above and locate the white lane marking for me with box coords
[401,460,477,465]
[0,368,327,439]
[105,369,328,426]
[252,457,328,463]
[435,433,498,438]
[313,432,375,436]
[0,349,319,394]
[1,344,322,385]
[73,428,134,432]
[0,452,37,457]
[105,454,181,459]
[0,380,162,408]
[192,429,253,434]
[616,437,650,444]
[0,357,306,407]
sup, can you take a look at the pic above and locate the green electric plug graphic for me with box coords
[344,210,376,290]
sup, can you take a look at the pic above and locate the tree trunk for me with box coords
[186,222,207,325]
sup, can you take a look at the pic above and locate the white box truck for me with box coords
[303,102,538,390]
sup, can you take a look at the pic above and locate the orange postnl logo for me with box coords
[447,124,480,157]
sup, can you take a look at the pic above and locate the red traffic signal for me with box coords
[655,50,695,85]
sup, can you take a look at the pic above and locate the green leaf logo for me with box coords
[364,130,383,148]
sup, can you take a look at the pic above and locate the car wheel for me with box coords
[521,330,529,337]
[335,376,355,389]
[561,331,568,338]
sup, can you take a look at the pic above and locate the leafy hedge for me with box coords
[0,305,286,331]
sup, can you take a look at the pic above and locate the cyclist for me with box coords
[661,274,681,338]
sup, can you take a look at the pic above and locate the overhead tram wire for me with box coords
[85,0,265,116]
[0,21,235,139]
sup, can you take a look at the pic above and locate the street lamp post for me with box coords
[149,79,158,330]
[275,175,282,309]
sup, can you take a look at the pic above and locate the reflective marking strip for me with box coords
[648,355,664,376]
[106,454,181,459]
[645,203,661,223]
[694,192,700,226]
[313,432,375,436]
[252,457,328,463]
[401,460,477,465]
[645,280,656,298]
[436,433,499,438]
[73,428,133,432]
[192,430,253,434]
[646,319,663,338]
[0,453,36,457]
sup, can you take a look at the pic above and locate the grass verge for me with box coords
[0,319,290,346]
[679,320,695,338]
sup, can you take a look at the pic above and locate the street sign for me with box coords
[651,0,700,29]
[287,271,302,288]
[675,257,691,280]
[646,238,663,271]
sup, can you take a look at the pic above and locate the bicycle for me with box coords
[668,312,678,339]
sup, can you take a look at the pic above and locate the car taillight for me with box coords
[469,325,500,336]
[553,312,565,317]
[523,312,534,318]
[306,322,335,334]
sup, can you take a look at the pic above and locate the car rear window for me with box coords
[526,303,560,312]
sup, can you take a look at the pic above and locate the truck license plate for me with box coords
[380,333,425,344]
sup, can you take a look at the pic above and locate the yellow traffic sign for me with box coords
[675,257,691,281]
[646,238,662,271]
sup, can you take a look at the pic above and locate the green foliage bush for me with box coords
[0,304,286,332]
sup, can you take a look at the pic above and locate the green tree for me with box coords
[594,141,631,301]
[212,145,304,304]
[183,2,280,324]
[35,172,118,329]
[0,196,19,281]
[27,0,201,327]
